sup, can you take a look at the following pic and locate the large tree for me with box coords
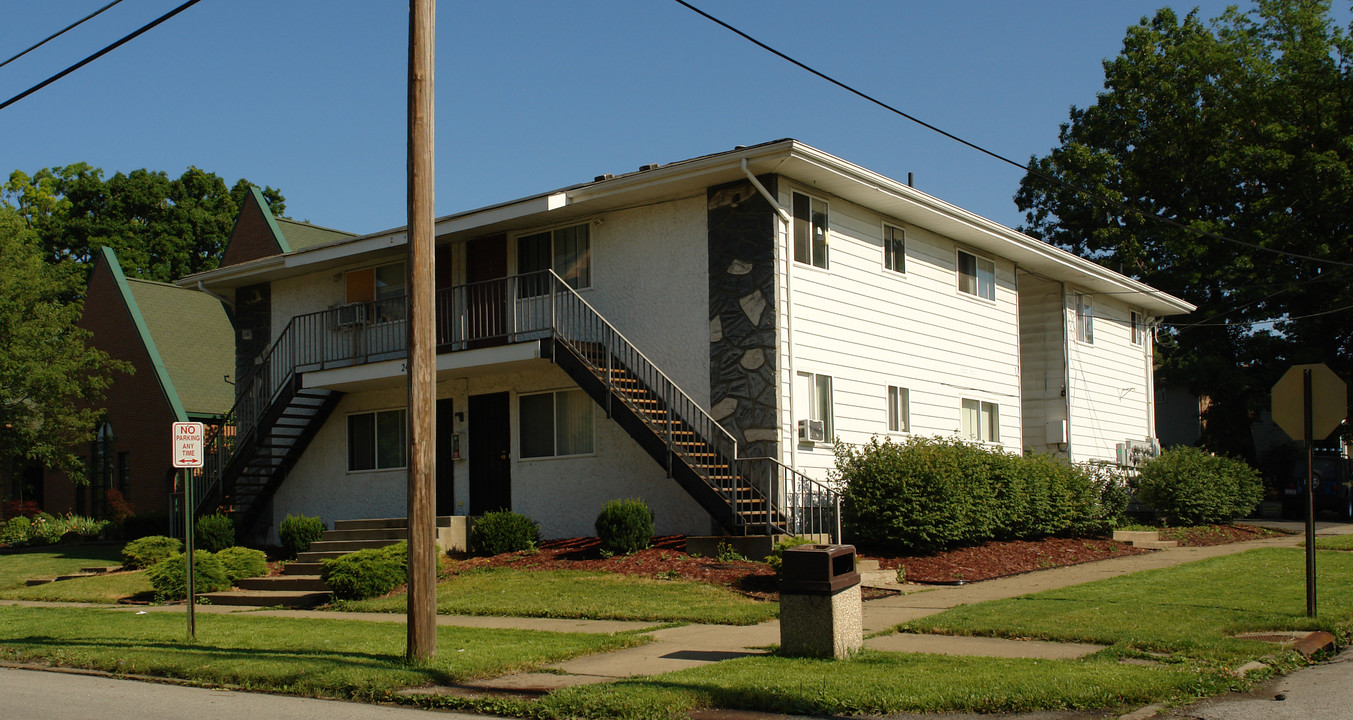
[2,164,284,284]
[0,204,128,478]
[1016,0,1353,460]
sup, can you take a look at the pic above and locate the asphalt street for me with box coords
[0,666,488,720]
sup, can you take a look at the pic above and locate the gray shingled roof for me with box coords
[126,279,235,416]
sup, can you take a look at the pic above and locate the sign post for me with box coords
[1271,363,1347,618]
[172,421,204,640]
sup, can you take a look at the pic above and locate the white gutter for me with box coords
[196,280,235,310]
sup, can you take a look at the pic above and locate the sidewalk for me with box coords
[5,520,1347,694]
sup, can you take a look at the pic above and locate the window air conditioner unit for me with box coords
[798,419,825,443]
[334,302,368,328]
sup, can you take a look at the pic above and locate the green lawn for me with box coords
[1313,534,1353,551]
[0,604,643,700]
[340,568,778,625]
[906,548,1353,664]
[0,544,123,591]
[531,652,1228,720]
[0,568,153,603]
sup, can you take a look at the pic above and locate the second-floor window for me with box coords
[957,250,995,300]
[1076,294,1094,344]
[883,224,905,274]
[346,262,406,322]
[518,222,591,295]
[1131,310,1144,345]
[793,192,829,269]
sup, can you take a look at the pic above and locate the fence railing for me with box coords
[187,269,839,540]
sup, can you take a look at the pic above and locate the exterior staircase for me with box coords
[200,517,424,608]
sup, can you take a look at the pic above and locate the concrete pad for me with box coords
[548,622,777,678]
[866,632,1105,659]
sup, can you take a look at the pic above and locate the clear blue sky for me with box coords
[0,0,1308,236]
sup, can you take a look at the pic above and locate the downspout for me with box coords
[1060,282,1074,461]
[1145,320,1158,439]
[197,280,236,310]
[741,160,795,469]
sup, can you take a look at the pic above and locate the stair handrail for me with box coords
[735,456,841,543]
[544,271,741,479]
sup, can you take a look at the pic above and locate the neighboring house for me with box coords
[1154,382,1203,450]
[181,139,1194,542]
[41,247,235,523]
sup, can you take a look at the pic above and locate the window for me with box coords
[518,222,591,296]
[348,409,407,471]
[1131,311,1144,345]
[1076,293,1094,344]
[793,192,828,268]
[887,386,910,433]
[961,399,999,443]
[519,389,594,458]
[883,224,905,274]
[957,250,995,300]
[346,262,406,322]
[116,451,130,497]
[796,372,834,441]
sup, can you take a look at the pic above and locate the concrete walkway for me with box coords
[5,520,1349,694]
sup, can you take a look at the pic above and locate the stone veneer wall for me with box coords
[233,282,271,397]
[708,176,779,459]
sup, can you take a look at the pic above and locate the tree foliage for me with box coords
[1016,0,1353,459]
[0,205,128,474]
[2,163,284,284]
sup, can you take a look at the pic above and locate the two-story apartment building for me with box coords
[182,140,1193,542]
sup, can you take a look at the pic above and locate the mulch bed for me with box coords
[439,523,1276,599]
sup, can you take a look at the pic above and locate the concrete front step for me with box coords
[333,516,456,531]
[1112,530,1179,549]
[306,538,404,553]
[283,561,323,576]
[200,589,330,608]
[236,575,328,592]
[322,528,409,542]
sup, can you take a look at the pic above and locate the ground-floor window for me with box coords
[961,399,999,443]
[887,385,910,433]
[348,409,407,471]
[519,389,594,458]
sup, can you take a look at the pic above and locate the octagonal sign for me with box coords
[1272,363,1347,441]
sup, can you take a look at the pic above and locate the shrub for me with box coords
[1,516,31,546]
[122,535,183,569]
[194,512,236,553]
[215,546,269,583]
[594,498,654,555]
[145,550,230,601]
[837,436,1109,555]
[321,541,407,600]
[470,510,539,556]
[1135,446,1264,526]
[279,514,326,558]
[764,536,816,575]
[2,499,40,520]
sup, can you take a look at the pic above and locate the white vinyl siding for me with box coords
[779,185,1021,479]
[1064,291,1155,462]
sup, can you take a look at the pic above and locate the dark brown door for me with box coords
[435,397,455,515]
[434,243,455,347]
[469,391,511,514]
[465,235,507,346]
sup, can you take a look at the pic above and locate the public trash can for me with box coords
[778,543,863,659]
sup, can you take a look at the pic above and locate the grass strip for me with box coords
[340,568,777,625]
[908,547,1353,664]
[536,651,1225,720]
[0,545,123,591]
[1313,534,1353,551]
[0,604,643,700]
[0,568,152,603]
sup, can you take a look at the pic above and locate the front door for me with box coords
[465,235,507,347]
[435,397,456,515]
[469,391,511,515]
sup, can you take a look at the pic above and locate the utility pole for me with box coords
[406,0,437,661]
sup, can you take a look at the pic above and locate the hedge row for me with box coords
[836,436,1126,554]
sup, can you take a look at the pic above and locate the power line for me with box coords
[0,0,126,70]
[671,0,1353,270]
[0,0,204,113]
[1160,302,1353,329]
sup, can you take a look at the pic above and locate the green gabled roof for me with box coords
[276,217,356,251]
[117,266,235,418]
